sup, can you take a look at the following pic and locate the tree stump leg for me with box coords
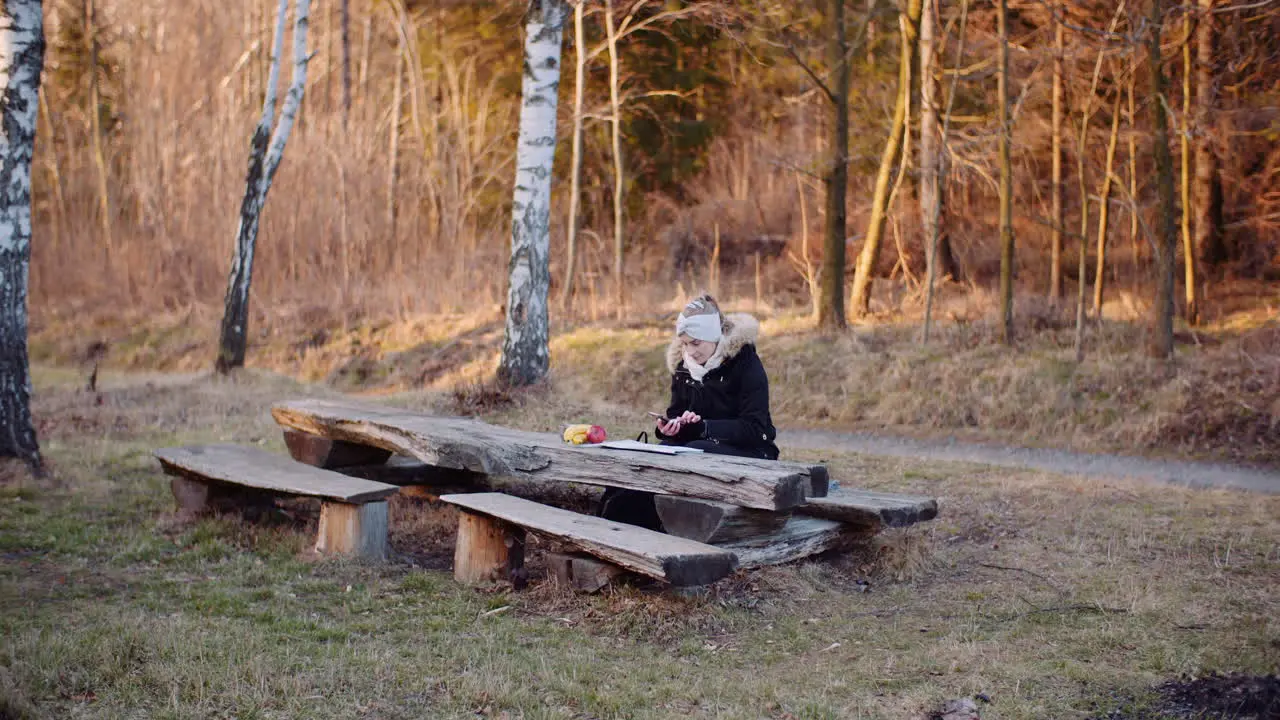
[546,551,622,593]
[453,510,526,587]
[283,429,392,469]
[170,477,211,519]
[169,476,276,520]
[316,500,388,561]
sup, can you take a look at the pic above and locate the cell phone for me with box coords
[647,411,669,421]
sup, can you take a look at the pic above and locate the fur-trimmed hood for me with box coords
[666,312,760,373]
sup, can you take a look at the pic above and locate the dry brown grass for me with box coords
[2,370,1278,718]
[28,277,1280,468]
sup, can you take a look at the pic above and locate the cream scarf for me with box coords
[683,344,724,382]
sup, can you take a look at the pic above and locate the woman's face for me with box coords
[679,334,718,364]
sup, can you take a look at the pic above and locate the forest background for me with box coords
[26,0,1280,464]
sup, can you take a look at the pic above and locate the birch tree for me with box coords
[0,0,44,470]
[498,0,567,387]
[215,0,311,373]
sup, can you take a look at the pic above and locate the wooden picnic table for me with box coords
[151,397,937,586]
[267,398,937,586]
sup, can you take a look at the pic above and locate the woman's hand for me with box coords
[658,411,702,437]
[657,417,683,436]
[676,411,702,425]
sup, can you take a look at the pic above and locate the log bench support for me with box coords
[317,500,390,560]
[453,510,527,586]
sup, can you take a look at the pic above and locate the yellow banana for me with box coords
[563,424,592,444]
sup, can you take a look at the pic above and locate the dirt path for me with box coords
[781,428,1280,494]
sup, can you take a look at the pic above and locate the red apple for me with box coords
[586,425,607,444]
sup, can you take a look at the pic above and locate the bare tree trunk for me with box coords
[1148,0,1177,359]
[0,0,45,470]
[387,36,403,255]
[919,0,938,293]
[1092,92,1122,317]
[1179,12,1198,325]
[340,0,350,129]
[216,0,311,373]
[1193,0,1225,268]
[1049,0,1064,302]
[818,0,850,330]
[86,0,112,259]
[560,0,586,310]
[358,9,372,97]
[789,172,820,320]
[850,0,922,318]
[606,0,625,318]
[922,0,968,343]
[1074,2,1126,361]
[38,93,67,259]
[498,0,567,387]
[243,0,254,105]
[1127,77,1139,280]
[997,0,1014,344]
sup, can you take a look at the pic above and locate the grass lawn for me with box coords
[1,371,1277,719]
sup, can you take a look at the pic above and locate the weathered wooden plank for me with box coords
[273,399,812,510]
[653,495,791,544]
[154,444,399,504]
[717,516,865,568]
[283,429,392,469]
[439,492,737,586]
[316,500,389,560]
[453,511,527,586]
[802,488,938,528]
[545,551,624,592]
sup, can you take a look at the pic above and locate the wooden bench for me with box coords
[154,444,399,560]
[439,492,738,587]
[653,489,937,567]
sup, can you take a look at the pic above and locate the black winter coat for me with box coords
[657,314,780,460]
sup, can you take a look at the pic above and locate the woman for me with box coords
[655,294,780,459]
[600,294,779,530]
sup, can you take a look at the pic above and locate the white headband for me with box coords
[676,313,722,343]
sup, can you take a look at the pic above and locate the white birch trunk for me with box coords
[498,0,567,387]
[0,0,44,468]
[216,0,311,373]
